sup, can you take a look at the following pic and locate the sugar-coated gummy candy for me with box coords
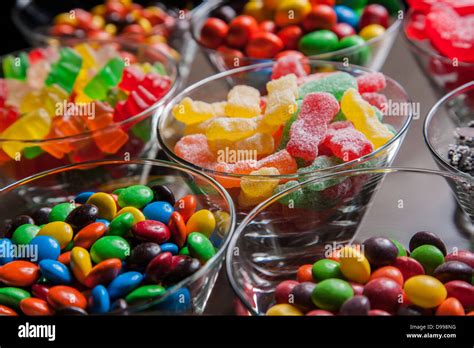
[172,97,225,125]
[206,117,258,142]
[322,125,374,162]
[225,85,261,118]
[263,74,299,126]
[238,167,280,207]
[299,72,358,101]
[356,72,386,93]
[174,134,216,168]
[271,54,308,80]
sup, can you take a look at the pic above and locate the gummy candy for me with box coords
[225,85,261,118]
[174,134,216,169]
[2,53,29,81]
[263,75,298,126]
[238,167,280,207]
[271,55,308,80]
[361,92,388,113]
[84,57,125,100]
[45,48,82,93]
[173,97,224,125]
[206,117,258,141]
[299,72,357,101]
[357,72,386,94]
[323,125,374,162]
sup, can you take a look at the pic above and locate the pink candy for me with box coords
[322,126,374,162]
[174,134,216,169]
[362,92,388,112]
[271,55,308,80]
[357,72,386,94]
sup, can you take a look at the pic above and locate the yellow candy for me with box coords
[360,24,386,41]
[263,75,298,126]
[186,210,216,237]
[244,1,272,22]
[184,118,215,135]
[92,15,105,30]
[275,0,311,27]
[267,74,298,98]
[86,193,117,221]
[54,12,78,26]
[91,4,106,16]
[115,207,145,224]
[341,88,393,148]
[70,247,92,285]
[38,222,73,250]
[266,303,303,316]
[239,167,280,207]
[404,275,447,309]
[256,115,280,134]
[138,18,152,34]
[173,97,224,125]
[105,23,118,35]
[20,85,69,116]
[225,85,261,118]
[339,246,371,284]
[206,117,258,141]
[236,132,275,156]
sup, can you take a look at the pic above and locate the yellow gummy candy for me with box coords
[239,167,280,206]
[173,97,224,125]
[20,85,69,116]
[236,132,275,156]
[184,118,215,135]
[267,74,298,98]
[341,88,393,148]
[210,132,275,161]
[263,89,298,126]
[256,115,280,134]
[225,85,261,118]
[206,117,258,142]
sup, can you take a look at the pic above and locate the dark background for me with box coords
[1,0,28,53]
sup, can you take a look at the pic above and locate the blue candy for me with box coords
[39,259,73,284]
[0,238,14,265]
[96,219,110,228]
[160,243,179,255]
[75,191,95,204]
[107,271,143,300]
[153,287,191,313]
[142,201,174,224]
[89,285,111,314]
[29,236,61,262]
[335,5,359,29]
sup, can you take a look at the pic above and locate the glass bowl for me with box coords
[0,39,179,185]
[226,167,474,315]
[191,0,404,72]
[0,159,236,315]
[157,60,413,217]
[403,9,474,96]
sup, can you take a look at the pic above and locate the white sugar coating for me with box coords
[267,74,298,98]
[299,92,340,124]
[225,85,261,118]
[236,132,275,155]
[264,89,298,126]
[272,56,307,80]
[172,97,218,125]
[174,134,215,167]
[206,116,258,141]
[212,101,228,116]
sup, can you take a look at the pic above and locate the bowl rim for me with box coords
[423,80,474,177]
[190,0,405,64]
[224,166,474,315]
[0,158,238,314]
[157,59,414,179]
[0,38,181,144]
[402,8,474,68]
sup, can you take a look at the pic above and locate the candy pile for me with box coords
[0,43,172,163]
[49,0,181,59]
[199,0,397,65]
[171,57,395,207]
[448,121,474,176]
[0,185,222,315]
[266,231,474,316]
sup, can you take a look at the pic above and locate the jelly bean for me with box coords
[55,306,88,315]
[266,303,303,316]
[39,259,73,284]
[84,259,122,288]
[409,231,447,256]
[306,309,334,316]
[168,211,187,248]
[339,246,371,284]
[88,285,110,314]
[150,185,176,206]
[363,237,398,266]
[186,210,216,238]
[226,15,259,48]
[31,284,49,301]
[165,256,201,284]
[298,30,339,55]
[87,193,117,221]
[339,295,370,315]
[0,287,30,309]
[312,259,343,281]
[312,279,354,311]
[49,202,76,222]
[0,261,39,287]
[296,264,314,283]
[275,280,299,304]
[75,191,95,204]
[70,247,92,285]
[435,297,465,316]
[370,266,404,287]
[37,222,73,249]
[0,239,14,265]
[363,277,403,313]
[411,245,445,274]
[368,309,391,316]
[433,261,472,283]
[20,298,54,316]
[160,243,179,255]
[291,282,316,311]
[145,252,173,283]
[0,304,18,316]
[444,280,474,308]
[132,220,170,244]
[107,271,143,300]
[404,275,447,309]
[108,213,134,237]
[115,207,146,224]
[142,201,174,224]
[118,185,154,210]
[90,236,130,263]
[65,204,99,230]
[187,232,216,263]
[392,256,425,280]
[126,243,161,272]
[174,195,196,222]
[12,224,40,245]
[125,284,166,304]
[73,222,107,249]
[391,238,407,257]
[200,18,229,49]
[445,250,474,268]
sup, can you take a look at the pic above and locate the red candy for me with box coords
[84,258,122,288]
[277,25,304,50]
[271,54,308,79]
[370,266,404,287]
[303,5,337,31]
[392,256,425,280]
[306,309,334,316]
[357,72,386,93]
[362,92,388,112]
[275,280,299,304]
[0,261,40,287]
[359,4,389,29]
[226,15,259,49]
[363,277,403,313]
[20,298,55,316]
[332,23,357,39]
[445,250,474,268]
[145,252,173,283]
[200,18,229,49]
[132,220,170,244]
[444,280,474,308]
[323,126,374,162]
[47,285,87,310]
[246,32,284,59]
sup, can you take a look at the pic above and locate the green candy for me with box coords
[333,110,347,122]
[299,30,339,56]
[23,146,44,159]
[153,62,167,76]
[274,180,305,207]
[12,224,40,245]
[84,57,125,100]
[312,279,353,311]
[131,119,152,143]
[297,156,343,191]
[108,213,135,237]
[125,285,166,303]
[64,240,74,252]
[187,232,216,263]
[49,202,76,222]
[336,35,371,66]
[391,238,407,257]
[312,259,344,281]
[90,236,130,263]
[2,53,29,80]
[178,246,190,256]
[106,87,128,107]
[117,185,154,209]
[299,72,357,101]
[0,287,30,309]
[411,245,445,274]
[45,47,82,93]
[339,0,367,9]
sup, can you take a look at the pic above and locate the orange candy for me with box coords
[174,195,197,223]
[73,222,107,249]
[20,298,55,316]
[47,285,87,310]
[58,251,71,266]
[83,258,122,288]
[370,266,404,287]
[0,261,40,287]
[42,116,86,159]
[436,297,465,316]
[168,211,188,248]
[0,304,18,316]
[296,264,314,283]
